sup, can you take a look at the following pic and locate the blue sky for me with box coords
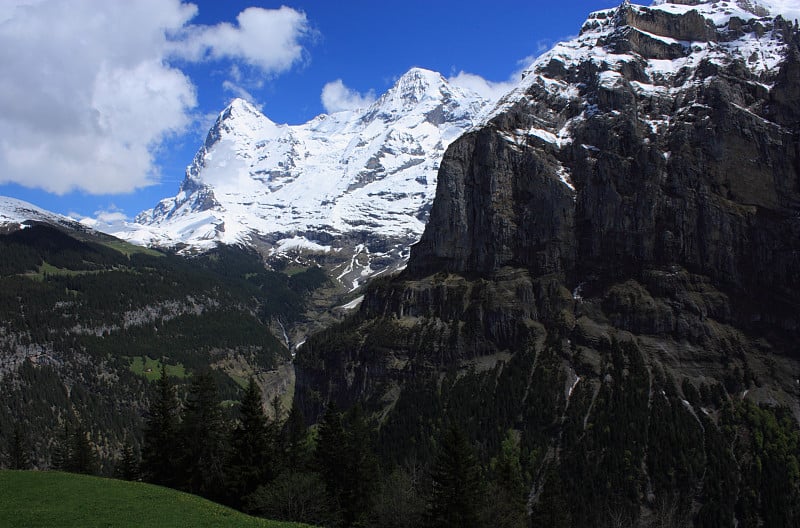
[0,1,615,221]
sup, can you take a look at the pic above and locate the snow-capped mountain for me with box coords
[0,196,84,232]
[490,0,795,130]
[109,68,488,284]
[102,0,797,288]
[413,0,800,280]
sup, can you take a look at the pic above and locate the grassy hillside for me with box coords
[0,470,311,528]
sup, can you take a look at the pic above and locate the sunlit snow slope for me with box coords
[104,0,798,286]
[109,68,488,268]
[0,197,85,232]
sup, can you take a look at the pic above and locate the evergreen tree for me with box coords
[50,421,71,471]
[282,399,310,471]
[486,430,527,528]
[178,371,228,500]
[427,424,484,528]
[340,405,380,526]
[314,402,380,526]
[227,378,273,505]
[270,395,283,424]
[529,466,571,528]
[141,363,179,486]
[10,425,32,470]
[68,421,97,475]
[315,401,347,522]
[117,441,140,481]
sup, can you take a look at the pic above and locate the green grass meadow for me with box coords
[0,471,310,528]
[128,356,188,381]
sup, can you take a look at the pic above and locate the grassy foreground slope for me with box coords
[0,471,310,528]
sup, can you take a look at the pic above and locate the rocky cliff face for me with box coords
[404,0,800,344]
[295,2,800,524]
[413,2,800,295]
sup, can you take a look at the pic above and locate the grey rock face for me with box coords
[295,6,800,522]
[298,1,800,416]
[410,7,800,332]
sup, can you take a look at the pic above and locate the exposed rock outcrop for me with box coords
[295,2,800,525]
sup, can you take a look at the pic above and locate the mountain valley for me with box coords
[2,1,800,526]
[0,200,325,469]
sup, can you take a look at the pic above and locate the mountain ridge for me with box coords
[0,196,88,234]
[294,2,800,525]
[104,67,489,289]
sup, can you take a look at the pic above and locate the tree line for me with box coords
[5,339,799,527]
[128,365,527,528]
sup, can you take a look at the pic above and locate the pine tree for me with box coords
[178,371,227,500]
[227,378,273,505]
[315,401,347,522]
[314,402,380,526]
[50,421,71,471]
[117,441,140,481]
[270,395,283,424]
[10,425,32,470]
[529,466,571,528]
[487,430,527,528]
[427,424,484,528]
[68,421,98,475]
[340,404,379,526]
[141,363,179,486]
[282,399,310,471]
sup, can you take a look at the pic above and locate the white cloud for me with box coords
[94,207,129,224]
[537,39,554,53]
[0,1,310,195]
[222,80,263,110]
[447,72,517,103]
[173,6,310,73]
[448,54,538,103]
[321,80,376,113]
[76,205,129,230]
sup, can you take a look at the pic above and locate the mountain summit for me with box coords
[109,67,488,286]
[295,2,800,525]
[413,0,799,277]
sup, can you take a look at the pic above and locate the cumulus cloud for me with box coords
[0,0,310,195]
[449,54,539,103]
[173,6,310,73]
[321,80,376,113]
[94,207,129,225]
[75,205,129,230]
[447,72,517,103]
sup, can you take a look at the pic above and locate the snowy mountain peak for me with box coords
[0,196,85,232]
[207,97,283,145]
[389,67,448,103]
[109,66,491,286]
[490,0,793,124]
[642,0,772,24]
[226,97,261,116]
[360,67,479,127]
[650,0,795,20]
